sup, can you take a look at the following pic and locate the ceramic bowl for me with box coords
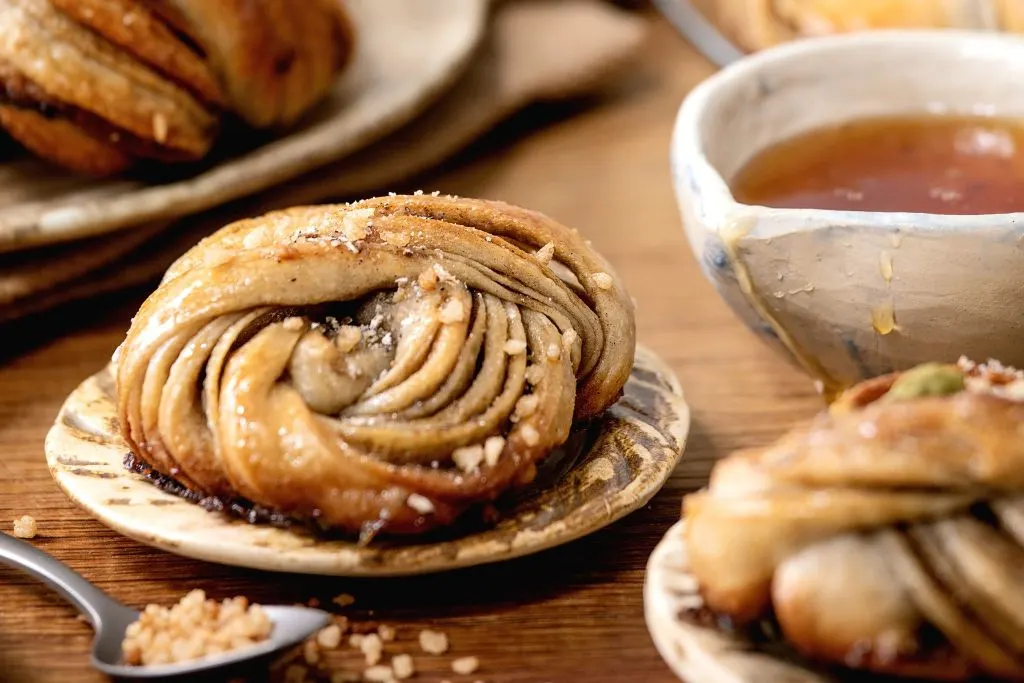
[671,30,1024,392]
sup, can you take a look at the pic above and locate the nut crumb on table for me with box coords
[12,515,37,538]
[418,629,449,654]
[452,656,480,675]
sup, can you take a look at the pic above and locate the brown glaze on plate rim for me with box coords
[45,344,689,576]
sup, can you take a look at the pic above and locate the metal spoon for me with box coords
[650,0,744,68]
[0,531,331,680]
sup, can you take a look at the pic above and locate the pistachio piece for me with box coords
[881,363,965,403]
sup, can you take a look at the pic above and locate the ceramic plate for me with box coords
[45,345,689,576]
[0,0,485,253]
[645,521,849,683]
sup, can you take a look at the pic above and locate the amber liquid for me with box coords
[731,115,1024,215]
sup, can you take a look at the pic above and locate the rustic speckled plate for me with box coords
[645,521,843,683]
[0,0,485,253]
[45,345,689,576]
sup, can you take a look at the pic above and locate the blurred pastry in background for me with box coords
[0,0,355,176]
[715,0,1024,52]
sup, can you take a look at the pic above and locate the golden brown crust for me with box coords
[0,0,354,175]
[684,360,1024,680]
[115,196,636,536]
[148,0,356,128]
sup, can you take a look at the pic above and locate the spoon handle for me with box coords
[0,531,132,627]
[651,0,744,68]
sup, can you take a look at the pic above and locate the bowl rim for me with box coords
[672,29,1024,234]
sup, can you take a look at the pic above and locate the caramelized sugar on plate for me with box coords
[731,114,1024,214]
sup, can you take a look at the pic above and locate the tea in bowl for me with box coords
[671,30,1024,395]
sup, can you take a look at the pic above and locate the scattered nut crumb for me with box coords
[303,639,321,665]
[439,298,466,324]
[363,664,394,682]
[407,494,435,515]
[391,654,415,679]
[503,339,527,356]
[317,624,343,650]
[546,343,561,361]
[284,663,308,683]
[13,515,37,539]
[334,593,356,608]
[452,445,484,472]
[452,656,480,675]
[418,629,449,655]
[349,634,365,648]
[520,425,540,447]
[591,271,614,290]
[483,436,505,467]
[534,242,555,265]
[121,590,271,666]
[377,624,396,642]
[360,633,383,665]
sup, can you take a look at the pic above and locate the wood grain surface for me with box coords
[0,13,824,683]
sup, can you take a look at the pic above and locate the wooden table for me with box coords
[0,13,824,683]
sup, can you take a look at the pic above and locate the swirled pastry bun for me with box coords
[0,0,354,175]
[114,195,636,536]
[684,359,1024,680]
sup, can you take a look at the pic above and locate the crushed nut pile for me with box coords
[122,590,272,666]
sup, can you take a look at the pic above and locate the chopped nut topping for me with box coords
[121,590,271,666]
[546,343,561,360]
[483,436,505,467]
[534,242,555,265]
[341,208,375,242]
[452,445,484,472]
[406,494,435,515]
[515,395,539,420]
[360,633,383,665]
[283,317,306,332]
[334,326,362,353]
[317,624,343,650]
[439,298,466,324]
[591,271,614,290]
[349,634,365,648]
[451,656,480,675]
[562,328,578,350]
[525,365,545,385]
[433,264,457,283]
[503,339,527,356]
[377,624,396,642]
[418,267,438,291]
[391,654,415,679]
[12,515,36,539]
[418,629,449,655]
[520,425,540,447]
[334,593,356,608]
[381,231,411,247]
[152,112,168,143]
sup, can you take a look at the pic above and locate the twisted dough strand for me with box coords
[684,363,1024,680]
[116,195,635,536]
